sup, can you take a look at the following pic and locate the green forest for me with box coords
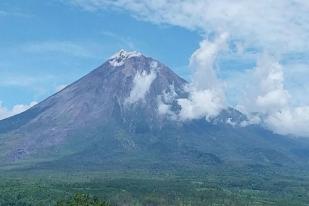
[1,166,309,206]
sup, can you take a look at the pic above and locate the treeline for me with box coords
[0,191,292,206]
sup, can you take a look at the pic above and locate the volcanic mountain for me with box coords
[0,50,308,170]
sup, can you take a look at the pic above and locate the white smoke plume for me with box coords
[125,70,157,104]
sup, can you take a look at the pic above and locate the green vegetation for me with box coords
[56,193,110,206]
[0,166,309,206]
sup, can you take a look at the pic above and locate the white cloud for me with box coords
[190,33,228,90]
[157,84,178,119]
[265,107,309,137]
[237,55,309,137]
[125,70,157,104]
[0,101,37,120]
[157,99,170,115]
[157,98,177,120]
[284,63,309,106]
[157,34,226,121]
[177,87,225,121]
[70,0,309,54]
[240,55,290,114]
[176,34,227,120]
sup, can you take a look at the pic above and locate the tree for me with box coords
[56,193,110,206]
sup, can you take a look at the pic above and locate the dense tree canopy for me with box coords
[56,193,110,206]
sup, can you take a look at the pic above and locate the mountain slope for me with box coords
[0,50,308,169]
[0,50,186,163]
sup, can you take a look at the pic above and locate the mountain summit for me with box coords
[0,50,308,170]
[108,49,142,66]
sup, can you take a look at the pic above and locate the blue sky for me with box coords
[1,0,309,137]
[0,0,200,107]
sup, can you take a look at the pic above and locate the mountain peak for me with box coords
[109,49,143,67]
[1,49,305,170]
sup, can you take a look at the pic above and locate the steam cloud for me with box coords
[177,33,228,120]
[126,70,157,104]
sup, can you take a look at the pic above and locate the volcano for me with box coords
[0,50,308,170]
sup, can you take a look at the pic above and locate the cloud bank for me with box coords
[71,0,309,53]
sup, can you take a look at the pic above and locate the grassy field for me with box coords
[1,165,309,206]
